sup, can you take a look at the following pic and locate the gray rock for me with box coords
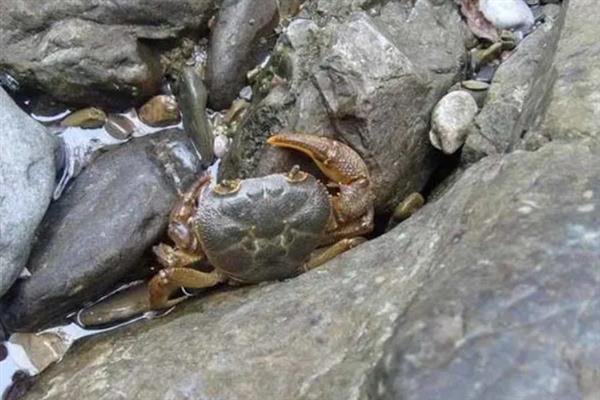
[535,0,600,143]
[479,0,535,31]
[0,0,220,107]
[429,90,478,154]
[221,2,467,213]
[368,141,600,400]
[0,129,203,332]
[23,138,600,400]
[206,0,279,110]
[0,88,57,298]
[463,4,567,163]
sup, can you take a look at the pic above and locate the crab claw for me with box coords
[267,133,369,184]
[267,133,374,235]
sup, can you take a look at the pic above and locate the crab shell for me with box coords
[194,173,331,283]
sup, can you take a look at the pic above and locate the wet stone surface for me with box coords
[0,129,204,332]
[0,88,58,298]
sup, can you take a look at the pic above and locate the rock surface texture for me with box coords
[0,88,57,298]
[0,130,203,332]
[23,139,600,399]
[463,4,567,162]
[0,0,220,107]
[536,0,600,142]
[221,1,468,212]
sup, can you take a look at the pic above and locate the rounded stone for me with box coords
[479,0,535,31]
[429,90,478,155]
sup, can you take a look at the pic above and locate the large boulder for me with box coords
[0,88,57,298]
[0,129,204,332]
[462,3,568,162]
[534,0,600,143]
[0,0,220,107]
[221,0,468,212]
[23,139,600,399]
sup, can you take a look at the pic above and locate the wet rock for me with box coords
[9,331,70,372]
[0,129,203,332]
[463,4,567,163]
[177,67,214,166]
[60,107,107,129]
[104,114,136,140]
[535,0,600,144]
[0,88,57,298]
[206,0,279,110]
[479,0,535,31]
[23,139,600,400]
[368,141,600,400]
[0,0,220,107]
[138,95,180,127]
[221,3,467,213]
[429,91,478,155]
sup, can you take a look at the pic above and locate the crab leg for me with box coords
[304,237,367,271]
[267,133,374,225]
[149,268,226,309]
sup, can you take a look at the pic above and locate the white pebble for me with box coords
[429,91,478,155]
[479,0,535,32]
[213,134,231,158]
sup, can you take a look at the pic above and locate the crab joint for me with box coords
[285,165,308,183]
[213,179,241,195]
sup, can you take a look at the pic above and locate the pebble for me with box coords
[60,107,106,128]
[479,0,535,32]
[138,95,180,127]
[177,66,214,166]
[461,80,491,91]
[393,193,425,222]
[104,114,135,140]
[213,134,231,158]
[429,91,479,155]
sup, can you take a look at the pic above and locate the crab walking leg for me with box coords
[304,237,367,271]
[149,268,226,309]
[267,133,374,223]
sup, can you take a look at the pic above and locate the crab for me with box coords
[148,132,375,310]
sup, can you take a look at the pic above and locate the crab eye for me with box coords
[212,179,241,195]
[285,165,308,183]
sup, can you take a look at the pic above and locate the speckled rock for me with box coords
[0,88,57,298]
[221,2,468,213]
[463,4,567,163]
[0,0,220,107]
[535,0,600,143]
[23,137,600,400]
[429,90,478,154]
[0,130,203,332]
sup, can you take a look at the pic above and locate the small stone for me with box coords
[461,80,491,91]
[393,193,425,222]
[138,95,180,127]
[239,86,253,101]
[60,107,107,129]
[213,134,231,158]
[10,331,71,372]
[105,114,135,140]
[429,91,479,155]
[479,0,535,31]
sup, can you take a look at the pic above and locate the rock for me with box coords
[213,133,231,158]
[463,4,567,163]
[0,88,57,298]
[9,331,71,372]
[479,0,535,31]
[206,0,279,110]
[221,3,468,213]
[104,114,136,140]
[0,129,204,332]
[60,107,107,129]
[429,91,478,154]
[22,139,600,400]
[0,0,220,107]
[138,95,180,127]
[368,142,600,399]
[535,0,600,143]
[177,67,214,166]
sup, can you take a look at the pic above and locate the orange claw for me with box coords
[268,132,374,233]
[267,133,369,185]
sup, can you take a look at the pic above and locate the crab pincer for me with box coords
[267,133,374,239]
